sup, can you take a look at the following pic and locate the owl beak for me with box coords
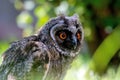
[71,36,77,50]
[63,36,77,50]
[72,41,77,50]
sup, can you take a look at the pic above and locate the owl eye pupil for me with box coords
[59,32,67,40]
[77,33,81,40]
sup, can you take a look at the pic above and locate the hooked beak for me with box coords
[71,36,77,50]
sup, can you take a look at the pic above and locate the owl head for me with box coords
[38,14,84,57]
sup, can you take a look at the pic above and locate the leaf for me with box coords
[90,26,120,73]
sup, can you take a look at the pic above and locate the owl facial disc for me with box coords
[50,14,84,55]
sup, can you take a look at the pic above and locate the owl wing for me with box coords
[0,35,49,80]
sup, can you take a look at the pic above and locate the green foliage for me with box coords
[90,26,120,73]
[0,42,9,54]
[0,42,9,64]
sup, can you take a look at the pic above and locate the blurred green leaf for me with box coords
[17,11,33,29]
[0,42,9,54]
[34,6,47,18]
[35,15,49,29]
[0,41,9,64]
[102,16,117,28]
[90,26,120,73]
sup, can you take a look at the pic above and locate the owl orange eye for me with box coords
[59,32,67,40]
[76,33,81,40]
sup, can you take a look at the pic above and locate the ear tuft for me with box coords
[57,13,66,20]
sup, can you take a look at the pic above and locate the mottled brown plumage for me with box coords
[0,14,84,80]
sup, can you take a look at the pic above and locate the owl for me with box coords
[0,14,84,80]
